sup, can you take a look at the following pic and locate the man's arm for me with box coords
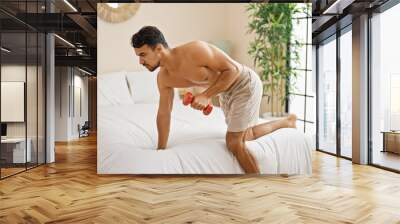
[202,68,238,98]
[156,73,174,150]
[189,41,240,110]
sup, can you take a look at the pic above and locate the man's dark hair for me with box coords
[131,26,169,49]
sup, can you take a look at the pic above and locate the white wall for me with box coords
[97,3,311,115]
[55,67,89,141]
[55,67,69,141]
[97,3,256,75]
[71,73,89,138]
[225,5,256,71]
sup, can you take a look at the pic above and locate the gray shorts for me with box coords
[219,65,263,132]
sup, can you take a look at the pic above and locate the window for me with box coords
[288,4,315,138]
[0,1,47,179]
[317,35,337,155]
[339,28,352,158]
[370,3,400,171]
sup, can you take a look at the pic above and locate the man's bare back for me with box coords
[157,41,242,90]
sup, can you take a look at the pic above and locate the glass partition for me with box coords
[0,1,46,179]
[1,30,28,177]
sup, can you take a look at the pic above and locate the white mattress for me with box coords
[98,102,314,174]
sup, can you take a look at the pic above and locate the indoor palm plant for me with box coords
[247,3,307,117]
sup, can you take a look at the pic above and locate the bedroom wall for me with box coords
[225,5,256,71]
[98,3,276,114]
[98,3,255,74]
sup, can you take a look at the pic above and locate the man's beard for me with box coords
[146,62,160,72]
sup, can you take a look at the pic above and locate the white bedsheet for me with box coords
[98,102,314,174]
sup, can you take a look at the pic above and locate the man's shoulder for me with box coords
[177,41,211,63]
[177,40,208,51]
[187,40,207,46]
[192,40,210,48]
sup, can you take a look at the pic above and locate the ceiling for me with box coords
[312,0,391,43]
[0,0,99,74]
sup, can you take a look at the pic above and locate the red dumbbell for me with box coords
[182,92,213,115]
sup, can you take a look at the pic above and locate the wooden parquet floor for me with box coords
[1,134,400,224]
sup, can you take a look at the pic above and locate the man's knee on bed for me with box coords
[226,132,245,154]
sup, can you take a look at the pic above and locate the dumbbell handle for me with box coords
[183,92,213,115]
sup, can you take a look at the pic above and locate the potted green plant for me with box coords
[247,3,308,118]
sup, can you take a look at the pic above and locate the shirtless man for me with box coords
[131,26,296,174]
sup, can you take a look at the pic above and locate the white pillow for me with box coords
[97,71,134,106]
[126,69,180,104]
[126,70,160,103]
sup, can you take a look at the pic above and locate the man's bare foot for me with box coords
[286,114,297,129]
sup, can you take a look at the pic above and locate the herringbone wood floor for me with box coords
[1,134,400,224]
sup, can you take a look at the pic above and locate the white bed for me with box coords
[97,70,314,175]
